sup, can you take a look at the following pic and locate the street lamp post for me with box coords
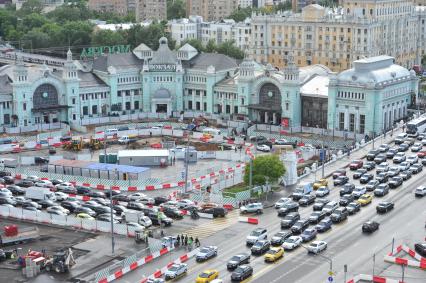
[104,132,115,255]
[300,244,333,279]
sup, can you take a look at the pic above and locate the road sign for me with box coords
[328,271,334,276]
[328,276,333,282]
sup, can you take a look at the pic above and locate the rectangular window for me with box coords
[234,106,238,114]
[349,113,355,132]
[125,102,131,110]
[359,115,365,134]
[72,98,76,105]
[188,101,192,110]
[226,105,231,114]
[83,106,88,115]
[204,103,207,111]
[339,112,345,130]
[134,101,139,109]
[92,105,98,115]
[23,103,26,111]
[196,101,200,110]
[118,91,122,97]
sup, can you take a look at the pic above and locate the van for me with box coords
[105,129,118,137]
[394,133,408,145]
[0,158,17,168]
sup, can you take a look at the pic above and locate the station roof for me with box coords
[118,149,170,157]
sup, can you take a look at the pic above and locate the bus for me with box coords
[406,115,426,137]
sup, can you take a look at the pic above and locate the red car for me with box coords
[417,151,426,158]
[349,160,363,170]
[332,169,346,179]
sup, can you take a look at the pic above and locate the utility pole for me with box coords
[109,168,116,255]
[321,129,325,178]
[344,264,347,283]
[183,132,190,194]
[372,105,376,149]
[249,158,253,188]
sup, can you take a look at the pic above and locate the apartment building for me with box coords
[251,0,426,72]
[186,0,238,21]
[88,0,128,16]
[136,0,167,22]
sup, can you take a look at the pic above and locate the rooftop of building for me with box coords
[118,149,170,157]
[0,74,12,95]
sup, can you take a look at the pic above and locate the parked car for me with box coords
[374,154,387,164]
[374,184,389,197]
[227,254,250,270]
[270,231,292,246]
[332,169,346,179]
[339,194,354,207]
[352,186,367,199]
[230,265,253,282]
[298,194,316,206]
[282,236,302,250]
[277,202,299,216]
[360,173,374,184]
[246,228,267,246]
[346,202,361,215]
[334,176,349,186]
[274,197,292,209]
[330,207,348,223]
[322,201,339,215]
[315,218,332,232]
[280,212,300,229]
[375,172,389,183]
[366,180,380,191]
[376,201,394,213]
[388,176,403,188]
[339,183,355,196]
[301,228,318,242]
[290,219,310,234]
[363,161,376,171]
[313,199,330,211]
[414,186,426,197]
[308,211,326,224]
[353,169,367,179]
[315,186,330,197]
[250,240,271,255]
[366,149,380,161]
[349,160,363,170]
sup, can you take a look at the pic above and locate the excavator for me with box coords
[43,248,76,273]
[87,137,104,150]
[62,138,83,151]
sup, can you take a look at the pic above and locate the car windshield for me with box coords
[250,230,262,236]
[324,204,334,209]
[286,238,296,243]
[230,256,241,261]
[199,272,210,278]
[267,249,278,254]
[309,243,319,248]
[169,266,180,272]
[304,230,314,235]
[199,248,210,253]
[360,195,368,200]
[319,220,329,225]
[253,242,264,247]
[284,215,295,220]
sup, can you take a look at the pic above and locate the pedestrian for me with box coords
[173,156,176,164]
[184,235,188,246]
[234,147,237,153]
[195,237,200,247]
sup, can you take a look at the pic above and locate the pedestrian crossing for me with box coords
[182,210,240,239]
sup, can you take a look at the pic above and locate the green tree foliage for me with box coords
[205,39,216,53]
[21,30,51,49]
[167,0,186,20]
[91,29,127,46]
[229,7,252,22]
[216,40,244,60]
[19,0,43,16]
[126,21,174,50]
[244,155,286,186]
[22,13,50,32]
[180,38,204,52]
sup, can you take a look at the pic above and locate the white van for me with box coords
[105,128,118,137]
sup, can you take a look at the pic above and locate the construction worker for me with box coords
[195,237,200,248]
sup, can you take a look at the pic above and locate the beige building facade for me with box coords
[186,0,238,21]
[88,0,128,16]
[136,0,167,22]
[251,0,426,72]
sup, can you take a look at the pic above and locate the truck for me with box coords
[25,187,56,201]
[124,211,152,227]
[0,226,39,245]
[0,158,18,168]
[118,136,137,145]
[291,182,313,201]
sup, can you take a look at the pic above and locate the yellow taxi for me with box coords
[313,179,328,190]
[357,194,373,206]
[264,247,284,262]
[195,269,219,283]
[76,213,95,220]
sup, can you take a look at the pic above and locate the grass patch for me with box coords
[223,184,249,197]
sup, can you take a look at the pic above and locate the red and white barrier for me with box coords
[97,246,174,283]
[238,216,259,224]
[347,274,404,283]
[140,248,199,283]
[384,244,426,270]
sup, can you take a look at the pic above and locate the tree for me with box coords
[126,21,173,50]
[205,39,216,53]
[22,13,50,32]
[180,38,204,52]
[229,7,252,22]
[91,30,127,46]
[167,0,186,20]
[19,0,43,15]
[244,155,286,186]
[21,29,51,49]
[216,40,244,60]
[60,21,93,47]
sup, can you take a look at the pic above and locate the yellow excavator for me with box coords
[87,137,104,150]
[62,138,83,151]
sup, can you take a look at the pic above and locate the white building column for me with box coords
[121,92,125,111]
[344,108,349,130]
[130,90,135,111]
[192,90,195,111]
[265,112,268,123]
[0,104,3,125]
[272,112,277,124]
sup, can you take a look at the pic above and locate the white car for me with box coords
[164,263,187,280]
[128,193,147,201]
[415,186,426,197]
[274,197,292,209]
[282,236,302,250]
[378,144,390,152]
[246,228,267,245]
[35,180,53,188]
[137,197,155,205]
[47,206,70,215]
[25,175,40,182]
[387,166,400,177]
[55,182,74,191]
[393,153,406,163]
[376,162,389,173]
[54,192,69,201]
[315,186,330,197]
[398,161,410,171]
[240,203,263,214]
[421,139,426,146]
[352,186,367,198]
[307,240,327,254]
[406,155,418,165]
[411,143,423,152]
[160,200,178,209]
[126,222,145,231]
[176,199,195,209]
[256,144,271,152]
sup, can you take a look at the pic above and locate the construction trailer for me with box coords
[118,150,170,166]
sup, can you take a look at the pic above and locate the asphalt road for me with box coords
[120,157,426,283]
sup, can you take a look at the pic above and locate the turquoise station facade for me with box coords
[0,37,419,137]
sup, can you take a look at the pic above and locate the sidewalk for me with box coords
[301,128,402,183]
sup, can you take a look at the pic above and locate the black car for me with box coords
[315,218,332,233]
[330,207,348,223]
[37,199,55,208]
[290,219,309,234]
[388,176,403,188]
[362,221,379,233]
[3,176,15,184]
[346,202,361,215]
[102,190,119,198]
[127,202,145,211]
[366,180,379,191]
[410,164,423,174]
[250,135,267,143]
[74,206,96,217]
[112,205,127,215]
[313,199,330,211]
[86,191,106,199]
[61,200,80,212]
[281,212,300,229]
[363,161,376,171]
[270,231,292,246]
[162,207,184,219]
[366,149,380,161]
[250,240,271,255]
[353,169,367,179]
[146,212,173,226]
[414,243,426,257]
[376,172,389,183]
[6,185,25,195]
[339,194,354,206]
[360,173,374,184]
[93,206,115,215]
[231,265,253,282]
[339,183,355,196]
[154,196,168,205]
[0,171,12,177]
[61,187,77,194]
[374,154,387,164]
[334,176,349,186]
[376,201,394,213]
[34,157,49,164]
[374,184,389,197]
[113,194,130,202]
[15,180,34,188]
[298,194,316,206]
[76,186,92,195]
[277,202,299,216]
[200,207,227,218]
[227,254,250,270]
[308,211,326,224]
